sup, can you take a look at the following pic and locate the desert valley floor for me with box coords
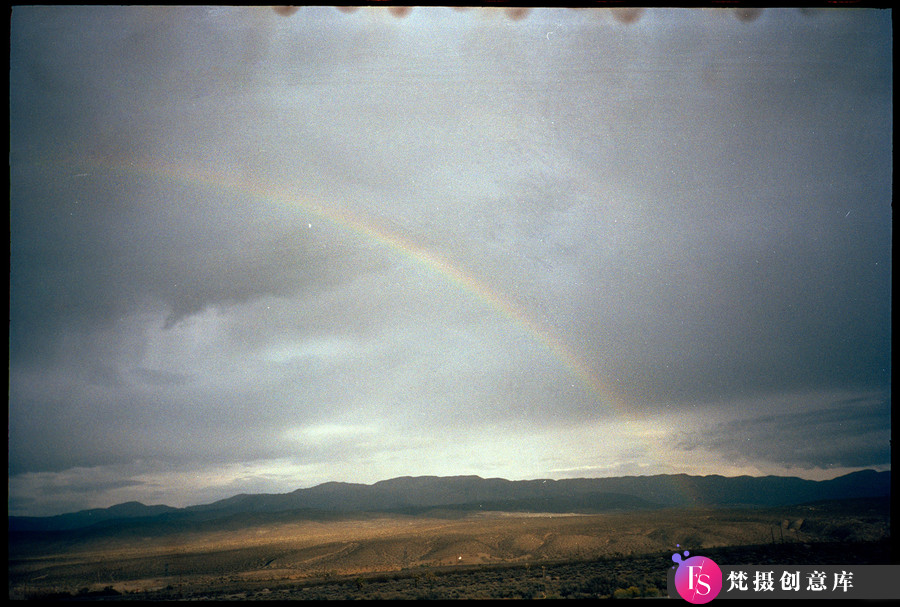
[9,497,891,600]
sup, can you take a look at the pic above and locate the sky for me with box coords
[9,6,892,517]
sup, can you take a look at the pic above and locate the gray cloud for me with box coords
[679,395,891,470]
[9,7,891,515]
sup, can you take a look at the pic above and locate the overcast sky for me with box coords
[9,6,892,517]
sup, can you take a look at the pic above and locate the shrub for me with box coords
[613,585,640,598]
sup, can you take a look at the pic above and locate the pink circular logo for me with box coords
[672,551,722,603]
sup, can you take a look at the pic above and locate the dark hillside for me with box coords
[9,470,890,534]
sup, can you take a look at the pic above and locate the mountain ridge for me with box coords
[9,469,890,533]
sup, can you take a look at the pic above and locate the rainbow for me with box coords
[64,155,623,410]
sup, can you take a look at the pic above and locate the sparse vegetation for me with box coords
[9,498,891,600]
[14,540,891,601]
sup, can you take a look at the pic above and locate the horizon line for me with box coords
[10,467,889,519]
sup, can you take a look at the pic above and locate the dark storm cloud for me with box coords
[9,156,389,366]
[12,6,557,362]
[7,477,148,518]
[10,5,398,354]
[678,395,891,470]
[598,212,891,405]
[520,9,893,408]
[8,374,290,475]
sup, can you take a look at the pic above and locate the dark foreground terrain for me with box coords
[9,497,891,600]
[39,540,893,601]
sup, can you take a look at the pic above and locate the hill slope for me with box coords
[8,469,890,533]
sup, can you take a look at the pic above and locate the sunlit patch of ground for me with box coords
[8,498,890,599]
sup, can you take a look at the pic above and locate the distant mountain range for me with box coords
[9,470,890,533]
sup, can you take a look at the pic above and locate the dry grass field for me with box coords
[8,498,891,600]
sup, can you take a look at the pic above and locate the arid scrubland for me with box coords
[9,498,890,600]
